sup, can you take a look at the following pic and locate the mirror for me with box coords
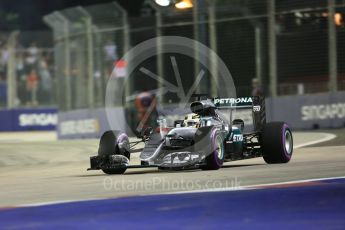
[140,127,153,139]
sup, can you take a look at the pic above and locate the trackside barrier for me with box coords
[57,108,126,139]
[266,91,345,129]
[0,108,58,131]
[57,91,345,139]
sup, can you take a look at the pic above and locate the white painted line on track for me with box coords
[168,175,345,195]
[294,133,336,149]
[242,175,345,189]
[17,198,105,208]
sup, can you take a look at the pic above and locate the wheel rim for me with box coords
[284,130,293,154]
[215,135,224,159]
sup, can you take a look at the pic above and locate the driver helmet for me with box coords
[183,113,200,128]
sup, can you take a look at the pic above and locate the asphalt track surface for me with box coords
[0,130,344,207]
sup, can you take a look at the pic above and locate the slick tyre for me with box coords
[201,130,225,170]
[262,122,293,164]
[98,130,130,174]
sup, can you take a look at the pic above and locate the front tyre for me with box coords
[98,130,130,174]
[201,130,225,170]
[262,122,293,164]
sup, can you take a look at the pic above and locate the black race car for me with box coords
[88,95,293,174]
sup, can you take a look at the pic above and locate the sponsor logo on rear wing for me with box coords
[212,96,266,132]
[213,97,254,109]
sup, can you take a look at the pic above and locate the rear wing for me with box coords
[212,97,266,132]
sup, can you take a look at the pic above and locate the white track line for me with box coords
[168,175,345,194]
[294,133,336,149]
[18,198,105,208]
[243,175,345,188]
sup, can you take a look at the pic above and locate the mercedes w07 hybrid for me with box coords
[88,95,293,174]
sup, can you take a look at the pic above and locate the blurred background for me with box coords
[0,0,344,137]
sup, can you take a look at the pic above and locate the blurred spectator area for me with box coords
[0,31,55,108]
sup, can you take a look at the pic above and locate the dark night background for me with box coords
[0,0,144,30]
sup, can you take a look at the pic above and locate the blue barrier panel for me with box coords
[0,108,58,131]
[13,108,58,131]
[0,110,14,131]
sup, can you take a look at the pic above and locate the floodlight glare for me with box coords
[175,0,193,9]
[155,0,171,7]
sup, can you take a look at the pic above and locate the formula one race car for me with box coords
[88,95,293,174]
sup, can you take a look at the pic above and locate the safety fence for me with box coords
[41,0,345,112]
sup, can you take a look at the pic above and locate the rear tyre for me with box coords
[201,130,225,170]
[98,130,130,174]
[262,122,293,164]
